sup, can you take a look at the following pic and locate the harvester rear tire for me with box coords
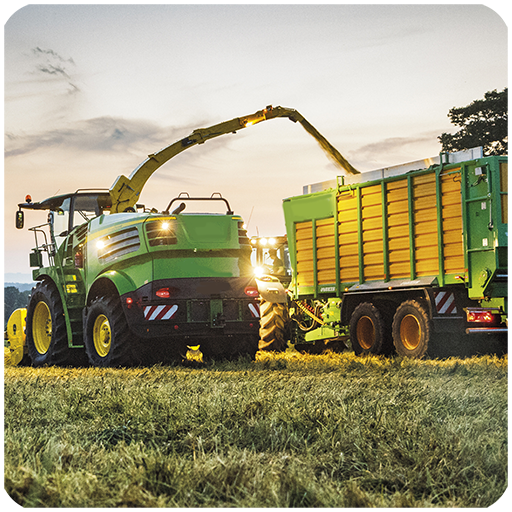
[349,302,389,356]
[392,300,430,358]
[259,300,290,352]
[26,281,84,366]
[84,296,137,367]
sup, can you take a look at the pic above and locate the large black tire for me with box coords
[26,281,84,366]
[392,300,431,358]
[259,300,290,352]
[84,296,137,367]
[349,302,390,356]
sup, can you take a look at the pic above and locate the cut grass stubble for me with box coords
[4,351,508,507]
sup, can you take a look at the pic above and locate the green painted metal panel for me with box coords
[356,187,363,284]
[283,155,507,309]
[283,189,336,298]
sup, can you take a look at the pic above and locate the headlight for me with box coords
[254,266,265,278]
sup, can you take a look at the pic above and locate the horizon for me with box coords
[4,4,507,280]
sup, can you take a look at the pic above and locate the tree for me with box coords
[438,88,507,156]
[4,286,30,329]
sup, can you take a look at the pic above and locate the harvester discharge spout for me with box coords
[109,105,358,213]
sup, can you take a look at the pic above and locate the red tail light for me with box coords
[466,309,499,324]
[244,286,259,298]
[156,288,170,298]
[155,287,180,299]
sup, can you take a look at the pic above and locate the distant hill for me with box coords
[5,282,35,292]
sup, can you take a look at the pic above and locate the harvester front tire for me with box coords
[26,281,81,366]
[84,296,136,367]
[349,302,389,356]
[259,300,290,352]
[392,300,431,358]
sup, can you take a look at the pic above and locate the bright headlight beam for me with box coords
[254,266,265,278]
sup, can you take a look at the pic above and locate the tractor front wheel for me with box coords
[259,300,290,352]
[84,296,136,367]
[26,281,83,366]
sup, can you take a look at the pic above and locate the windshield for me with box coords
[51,193,110,246]
[72,194,108,227]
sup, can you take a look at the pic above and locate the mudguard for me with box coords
[87,270,137,302]
[256,276,288,304]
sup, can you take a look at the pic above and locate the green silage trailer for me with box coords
[283,148,507,357]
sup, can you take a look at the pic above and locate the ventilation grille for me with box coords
[145,220,177,246]
[75,224,88,244]
[98,227,140,263]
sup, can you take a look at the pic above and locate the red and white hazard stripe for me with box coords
[144,304,178,321]
[248,303,260,318]
[434,292,457,314]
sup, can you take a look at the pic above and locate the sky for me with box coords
[3,2,508,282]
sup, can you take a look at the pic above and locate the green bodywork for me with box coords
[283,154,508,340]
[28,201,250,348]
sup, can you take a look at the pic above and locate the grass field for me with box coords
[4,350,508,507]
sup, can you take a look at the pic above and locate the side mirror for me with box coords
[15,210,24,229]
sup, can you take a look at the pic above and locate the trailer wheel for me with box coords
[349,302,388,355]
[84,296,135,367]
[26,281,84,366]
[259,300,290,352]
[392,300,431,358]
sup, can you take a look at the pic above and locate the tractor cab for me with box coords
[16,190,111,232]
[249,235,291,286]
[16,190,112,267]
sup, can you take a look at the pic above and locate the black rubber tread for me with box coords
[372,300,397,355]
[258,300,290,352]
[26,281,86,366]
[349,302,388,356]
[84,295,137,367]
[391,299,431,359]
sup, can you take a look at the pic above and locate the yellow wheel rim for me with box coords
[32,301,52,355]
[356,315,375,350]
[93,314,112,358]
[400,314,421,350]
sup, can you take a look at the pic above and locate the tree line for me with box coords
[4,287,31,329]
[439,88,507,156]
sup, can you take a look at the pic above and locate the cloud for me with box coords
[30,46,80,93]
[355,132,439,160]
[4,116,228,159]
[32,46,74,65]
[36,64,70,78]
